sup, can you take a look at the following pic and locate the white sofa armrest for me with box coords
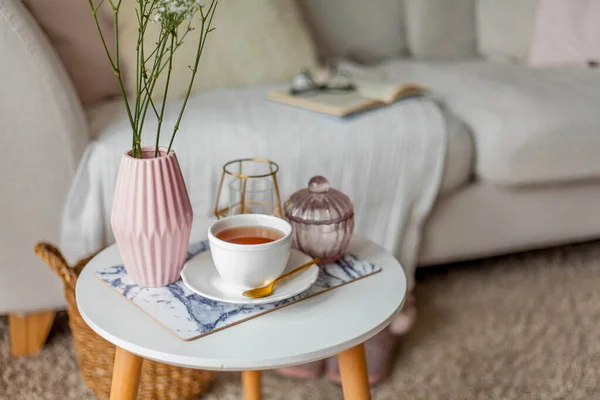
[0,0,89,313]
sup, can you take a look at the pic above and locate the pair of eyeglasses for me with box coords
[289,69,356,96]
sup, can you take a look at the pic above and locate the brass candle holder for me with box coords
[214,158,283,219]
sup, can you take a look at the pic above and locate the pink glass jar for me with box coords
[284,176,354,264]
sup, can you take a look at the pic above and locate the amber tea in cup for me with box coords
[208,214,293,289]
[215,226,284,245]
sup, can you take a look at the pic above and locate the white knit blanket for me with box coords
[61,85,447,295]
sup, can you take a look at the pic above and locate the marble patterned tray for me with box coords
[95,241,381,341]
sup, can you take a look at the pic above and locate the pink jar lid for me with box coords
[284,176,354,225]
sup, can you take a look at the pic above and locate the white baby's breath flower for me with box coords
[153,0,200,26]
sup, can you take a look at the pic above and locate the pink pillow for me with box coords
[528,0,600,68]
[22,0,120,106]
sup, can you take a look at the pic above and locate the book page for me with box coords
[355,79,426,104]
[268,90,380,117]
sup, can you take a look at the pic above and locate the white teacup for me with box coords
[208,214,292,290]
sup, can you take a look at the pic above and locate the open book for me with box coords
[268,79,427,117]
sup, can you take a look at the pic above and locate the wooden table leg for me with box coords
[242,370,262,400]
[110,347,144,400]
[337,343,371,400]
[9,311,56,357]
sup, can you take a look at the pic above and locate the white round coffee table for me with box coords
[76,221,406,400]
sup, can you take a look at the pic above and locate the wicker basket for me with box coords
[35,242,215,400]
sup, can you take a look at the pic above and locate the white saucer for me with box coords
[180,249,319,305]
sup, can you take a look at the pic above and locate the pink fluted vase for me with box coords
[111,147,193,287]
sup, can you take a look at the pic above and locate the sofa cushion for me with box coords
[298,0,406,64]
[118,0,318,100]
[528,0,600,68]
[404,0,477,60]
[354,59,600,185]
[476,0,538,63]
[22,0,119,106]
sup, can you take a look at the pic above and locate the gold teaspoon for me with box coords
[242,258,320,299]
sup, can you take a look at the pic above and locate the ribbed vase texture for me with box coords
[111,147,193,287]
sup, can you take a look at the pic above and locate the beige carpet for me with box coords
[3,240,600,400]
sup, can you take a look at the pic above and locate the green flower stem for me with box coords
[88,0,139,156]
[134,5,143,133]
[140,29,169,114]
[155,19,194,77]
[113,0,142,157]
[90,0,218,158]
[87,0,114,69]
[134,0,157,135]
[167,0,218,154]
[155,33,176,156]
[138,30,169,139]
